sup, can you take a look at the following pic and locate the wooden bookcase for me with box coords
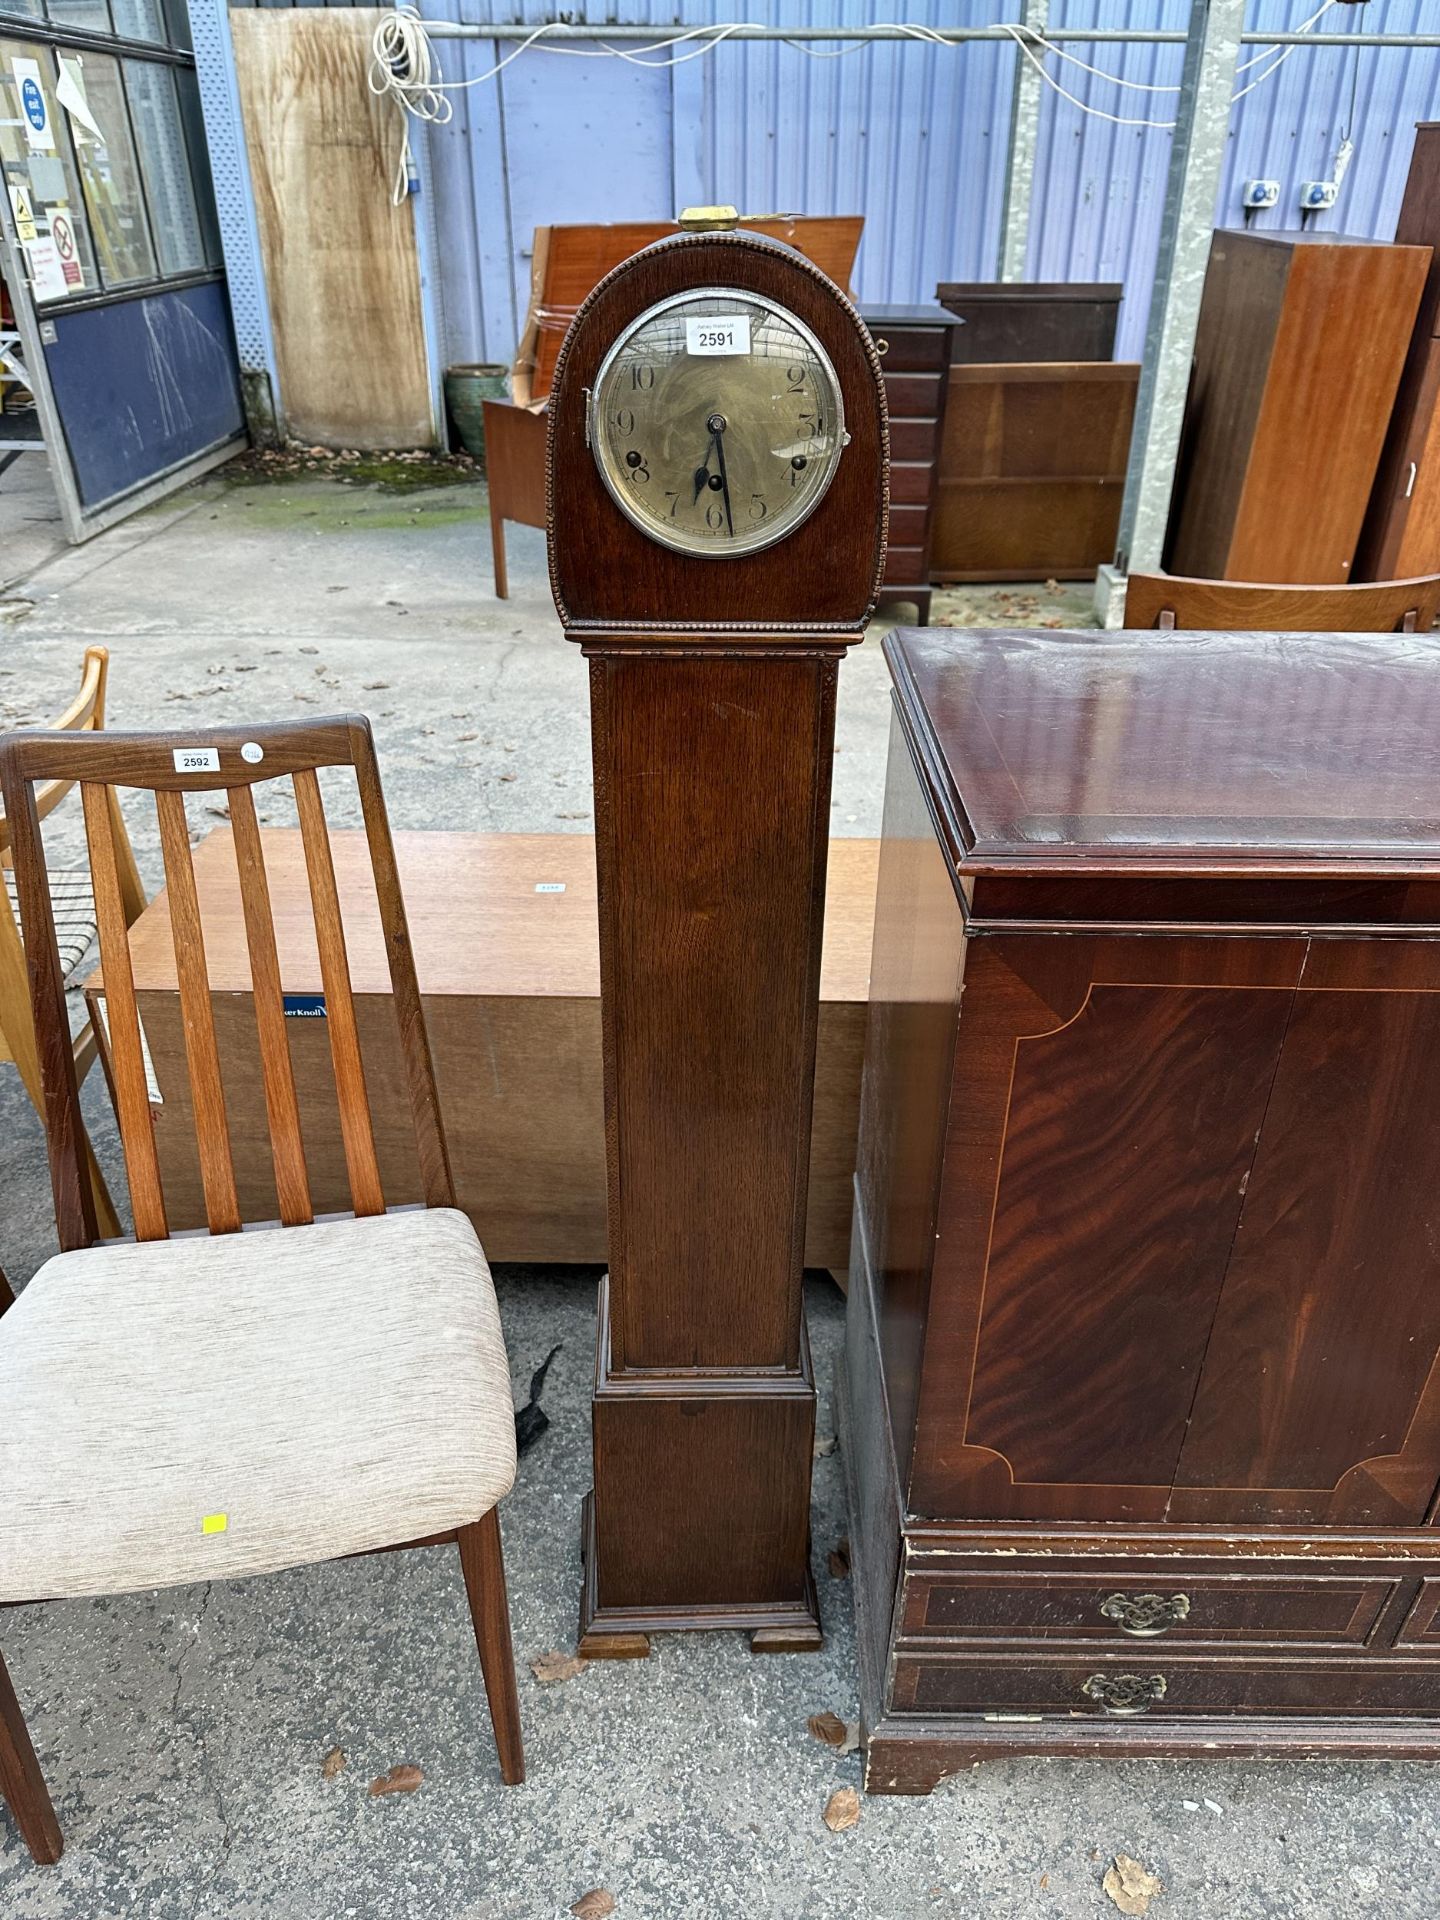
[1165,231,1429,583]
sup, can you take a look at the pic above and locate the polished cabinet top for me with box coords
[888,627,1440,876]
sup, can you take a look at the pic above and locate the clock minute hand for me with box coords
[709,414,734,537]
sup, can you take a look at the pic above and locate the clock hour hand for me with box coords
[691,452,712,506]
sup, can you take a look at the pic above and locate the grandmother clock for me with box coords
[547,209,887,1656]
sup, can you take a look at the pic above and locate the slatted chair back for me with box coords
[0,718,454,1253]
[1125,570,1440,633]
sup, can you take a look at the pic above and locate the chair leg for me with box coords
[456,1510,525,1785]
[490,510,509,600]
[0,1648,62,1865]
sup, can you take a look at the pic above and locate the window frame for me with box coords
[0,0,220,311]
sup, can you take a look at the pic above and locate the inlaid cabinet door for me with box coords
[908,935,1304,1522]
[1172,941,1440,1528]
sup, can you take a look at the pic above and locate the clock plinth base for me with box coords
[580,1493,823,1655]
[579,1279,823,1651]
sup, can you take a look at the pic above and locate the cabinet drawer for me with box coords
[889,418,942,464]
[889,461,935,507]
[869,325,952,371]
[887,503,932,548]
[882,545,929,587]
[882,372,945,419]
[902,1572,1395,1648]
[893,1653,1440,1720]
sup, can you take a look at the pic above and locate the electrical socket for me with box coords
[1300,179,1339,212]
[1242,179,1280,211]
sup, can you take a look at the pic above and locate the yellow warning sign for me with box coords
[7,183,36,246]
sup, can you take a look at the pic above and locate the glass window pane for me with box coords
[46,1,114,32]
[173,66,218,266]
[161,0,192,53]
[60,50,157,286]
[0,38,100,302]
[0,3,48,20]
[110,0,167,43]
[124,58,202,272]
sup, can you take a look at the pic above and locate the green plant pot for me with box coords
[444,363,510,471]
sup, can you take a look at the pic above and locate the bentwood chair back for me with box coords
[1124,570,1440,632]
[0,717,524,1866]
[0,645,145,1238]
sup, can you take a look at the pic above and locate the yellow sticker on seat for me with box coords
[201,1513,228,1535]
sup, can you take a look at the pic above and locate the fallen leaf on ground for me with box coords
[807,1711,860,1753]
[813,1433,837,1459]
[822,1786,861,1833]
[363,680,391,690]
[828,1538,851,1579]
[1040,1874,1050,1890]
[570,1892,616,1918]
[368,1764,423,1798]
[1102,1854,1163,1915]
[321,1746,346,1780]
[530,1649,586,1684]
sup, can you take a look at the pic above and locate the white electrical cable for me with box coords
[367,2,1348,188]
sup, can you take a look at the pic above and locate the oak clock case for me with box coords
[547,228,887,1658]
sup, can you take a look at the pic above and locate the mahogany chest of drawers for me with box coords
[859,306,966,624]
[845,626,1440,1791]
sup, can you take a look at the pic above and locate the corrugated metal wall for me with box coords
[230,0,1440,365]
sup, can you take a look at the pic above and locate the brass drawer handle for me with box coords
[1082,1672,1167,1718]
[1100,1592,1191,1638]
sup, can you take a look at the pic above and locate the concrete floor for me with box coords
[1,467,1435,1917]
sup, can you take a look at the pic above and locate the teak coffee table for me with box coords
[85,829,876,1268]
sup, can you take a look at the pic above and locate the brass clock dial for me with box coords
[589,288,846,558]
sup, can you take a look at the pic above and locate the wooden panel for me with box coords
[1123,570,1440,633]
[935,283,1121,363]
[905,933,1308,1522]
[1360,334,1440,582]
[1167,233,1429,583]
[932,363,1136,582]
[595,654,834,1369]
[1357,126,1440,580]
[232,10,433,448]
[902,1574,1394,1647]
[961,981,1295,1502]
[110,831,874,1267]
[856,710,965,1471]
[1174,967,1440,1528]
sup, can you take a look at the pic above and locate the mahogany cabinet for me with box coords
[845,626,1440,1792]
[1357,125,1440,581]
[1165,232,1429,583]
[934,281,1121,363]
[859,306,965,624]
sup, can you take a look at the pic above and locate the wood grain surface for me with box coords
[232,9,433,448]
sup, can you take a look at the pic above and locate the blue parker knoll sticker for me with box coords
[282,994,328,1019]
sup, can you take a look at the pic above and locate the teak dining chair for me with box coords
[1124,570,1440,632]
[0,644,145,1240]
[0,718,524,1866]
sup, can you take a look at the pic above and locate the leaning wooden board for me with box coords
[86,831,876,1267]
[231,10,433,449]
